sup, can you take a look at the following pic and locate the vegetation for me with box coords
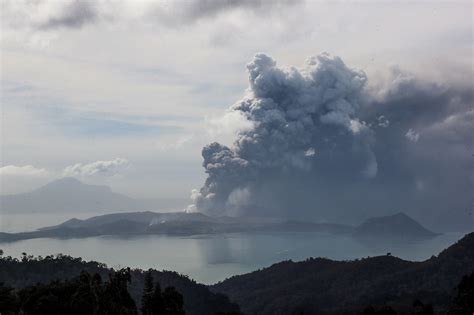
[0,269,136,314]
[448,272,474,314]
[0,253,240,315]
[212,232,474,314]
[1,233,473,314]
[141,270,185,315]
[0,267,188,315]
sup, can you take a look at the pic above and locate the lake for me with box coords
[0,212,465,284]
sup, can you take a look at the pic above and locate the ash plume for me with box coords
[189,53,473,230]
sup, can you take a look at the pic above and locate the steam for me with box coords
[189,53,377,215]
[189,53,473,229]
[62,158,129,178]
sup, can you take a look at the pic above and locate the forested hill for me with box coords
[0,253,239,315]
[212,232,474,315]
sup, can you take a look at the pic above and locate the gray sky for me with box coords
[1,0,472,202]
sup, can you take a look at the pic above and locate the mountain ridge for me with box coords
[0,210,439,243]
[211,232,474,314]
[0,178,187,214]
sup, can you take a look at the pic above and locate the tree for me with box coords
[448,272,474,315]
[412,299,434,315]
[11,270,138,315]
[150,282,164,314]
[360,305,396,315]
[0,282,19,315]
[162,286,185,315]
[101,268,137,314]
[140,272,182,315]
[141,270,155,315]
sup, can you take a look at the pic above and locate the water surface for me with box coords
[0,227,463,284]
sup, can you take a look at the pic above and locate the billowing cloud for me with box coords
[62,158,129,178]
[190,53,375,214]
[189,53,473,230]
[0,165,48,177]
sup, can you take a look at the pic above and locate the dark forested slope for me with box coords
[212,232,474,314]
[0,253,239,315]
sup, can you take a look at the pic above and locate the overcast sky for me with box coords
[0,0,472,202]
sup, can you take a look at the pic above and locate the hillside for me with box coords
[1,233,472,314]
[212,232,474,314]
[0,253,239,315]
[354,212,439,240]
[0,211,439,243]
[0,211,354,242]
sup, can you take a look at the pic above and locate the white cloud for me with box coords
[0,165,48,177]
[304,148,316,157]
[377,115,390,128]
[62,158,129,178]
[405,128,420,143]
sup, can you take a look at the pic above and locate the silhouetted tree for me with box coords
[101,268,137,314]
[141,270,155,315]
[0,252,239,314]
[361,305,397,315]
[150,282,165,314]
[0,270,138,315]
[448,272,474,315]
[0,282,19,315]
[412,299,434,315]
[139,270,183,315]
[162,286,185,315]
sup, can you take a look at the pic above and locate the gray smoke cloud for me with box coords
[1,0,300,31]
[39,1,98,30]
[158,0,300,24]
[190,53,473,231]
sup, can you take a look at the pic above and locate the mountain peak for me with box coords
[354,212,438,239]
[35,177,114,193]
[1,177,137,213]
[390,212,412,219]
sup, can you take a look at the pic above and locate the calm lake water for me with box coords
[0,213,465,284]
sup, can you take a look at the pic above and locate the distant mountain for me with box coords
[212,232,474,314]
[354,212,439,240]
[0,178,187,214]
